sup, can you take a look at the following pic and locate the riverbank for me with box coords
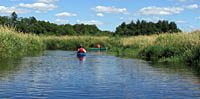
[120,32,200,68]
[0,26,199,69]
[0,26,45,58]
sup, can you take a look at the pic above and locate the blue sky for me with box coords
[0,0,200,31]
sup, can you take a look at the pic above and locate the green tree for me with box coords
[10,12,18,26]
[162,20,169,33]
[0,16,9,25]
[156,20,163,33]
[169,21,179,33]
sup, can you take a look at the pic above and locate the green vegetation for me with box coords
[115,20,181,36]
[0,12,113,36]
[42,36,119,50]
[0,12,181,36]
[0,25,120,58]
[0,25,199,68]
[0,26,45,58]
[120,32,200,68]
[0,12,199,71]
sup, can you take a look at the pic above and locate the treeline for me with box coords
[115,20,181,36]
[0,12,181,36]
[0,12,109,36]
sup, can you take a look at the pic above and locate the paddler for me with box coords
[77,45,86,53]
[96,44,101,48]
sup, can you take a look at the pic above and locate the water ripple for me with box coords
[0,51,200,98]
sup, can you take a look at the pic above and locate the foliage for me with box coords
[0,12,180,36]
[0,25,45,58]
[42,36,119,51]
[0,25,199,70]
[125,32,200,65]
[0,12,108,36]
[115,20,181,36]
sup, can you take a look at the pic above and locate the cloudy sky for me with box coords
[0,0,199,31]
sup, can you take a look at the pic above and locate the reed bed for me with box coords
[41,35,118,50]
[0,25,199,68]
[0,26,45,58]
[121,32,200,67]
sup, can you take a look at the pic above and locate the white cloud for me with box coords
[37,0,59,3]
[55,19,69,24]
[179,0,187,2]
[142,17,163,21]
[19,3,58,13]
[76,20,103,25]
[135,6,184,16]
[96,13,104,17]
[176,20,187,24]
[185,4,198,9]
[0,6,30,15]
[35,10,42,13]
[91,6,129,15]
[120,17,136,21]
[55,12,77,17]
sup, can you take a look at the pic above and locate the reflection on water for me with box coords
[0,50,200,99]
[78,56,86,62]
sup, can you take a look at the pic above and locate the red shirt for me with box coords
[96,44,100,48]
[79,48,86,53]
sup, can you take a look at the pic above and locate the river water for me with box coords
[0,50,200,99]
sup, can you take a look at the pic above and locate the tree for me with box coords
[0,16,9,25]
[0,12,181,36]
[162,20,169,33]
[169,21,179,33]
[156,20,163,33]
[127,21,136,35]
[10,12,18,26]
[30,16,37,23]
[62,24,75,35]
[114,20,181,36]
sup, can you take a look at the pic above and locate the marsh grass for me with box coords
[115,32,200,66]
[0,26,45,58]
[41,35,119,50]
[0,25,199,67]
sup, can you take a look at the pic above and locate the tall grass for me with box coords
[0,26,45,58]
[119,35,158,58]
[0,25,120,59]
[41,35,120,50]
[0,25,199,68]
[121,32,200,67]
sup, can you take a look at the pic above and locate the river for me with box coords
[0,50,200,99]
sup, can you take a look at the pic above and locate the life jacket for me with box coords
[79,48,85,53]
[96,44,100,48]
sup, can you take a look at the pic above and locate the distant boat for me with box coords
[89,48,107,50]
[77,52,86,57]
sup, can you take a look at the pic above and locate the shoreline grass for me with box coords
[0,25,199,71]
[0,26,45,58]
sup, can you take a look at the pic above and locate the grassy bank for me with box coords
[0,25,120,58]
[41,35,120,50]
[0,26,199,69]
[0,26,45,58]
[120,32,200,67]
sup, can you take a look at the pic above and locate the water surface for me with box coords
[0,50,200,99]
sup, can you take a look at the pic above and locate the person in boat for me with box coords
[77,45,86,53]
[96,44,101,48]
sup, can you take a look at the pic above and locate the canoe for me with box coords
[89,48,106,50]
[77,52,86,57]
